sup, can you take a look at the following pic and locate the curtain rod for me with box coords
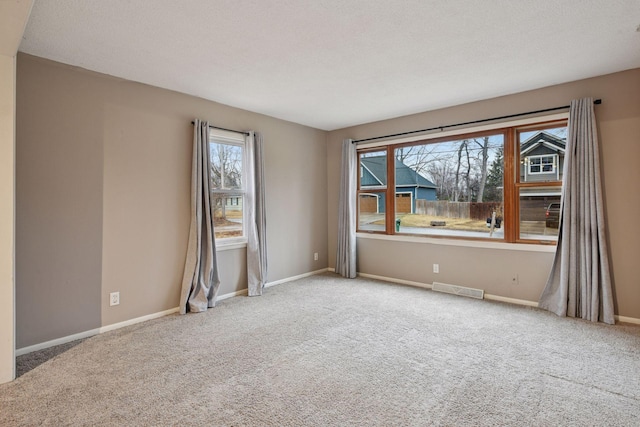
[352,99,602,144]
[191,121,250,136]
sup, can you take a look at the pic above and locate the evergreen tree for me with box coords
[483,147,504,202]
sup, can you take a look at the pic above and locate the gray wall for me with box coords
[16,54,328,348]
[327,68,640,320]
[16,56,104,346]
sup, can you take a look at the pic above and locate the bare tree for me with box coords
[464,142,472,201]
[396,144,443,178]
[395,136,500,204]
[426,159,455,200]
[453,140,469,202]
[210,143,242,220]
[473,137,490,202]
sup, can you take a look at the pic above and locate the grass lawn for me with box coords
[375,214,491,232]
[214,215,243,239]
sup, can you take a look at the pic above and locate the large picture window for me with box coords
[356,119,567,244]
[209,130,246,242]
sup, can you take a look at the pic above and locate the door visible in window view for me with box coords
[517,125,566,241]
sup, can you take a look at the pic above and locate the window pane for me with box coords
[359,151,387,190]
[210,142,243,190]
[392,134,504,239]
[358,192,385,232]
[213,194,243,239]
[519,126,566,183]
[519,187,561,241]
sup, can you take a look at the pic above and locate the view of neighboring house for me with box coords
[360,156,437,214]
[519,130,566,223]
[520,131,565,183]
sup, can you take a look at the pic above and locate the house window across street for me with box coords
[356,119,567,244]
[528,155,556,174]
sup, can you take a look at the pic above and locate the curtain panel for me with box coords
[247,132,268,296]
[336,139,357,278]
[179,120,221,314]
[538,98,615,324]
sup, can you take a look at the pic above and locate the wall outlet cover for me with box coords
[110,292,120,306]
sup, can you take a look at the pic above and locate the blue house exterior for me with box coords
[360,156,437,214]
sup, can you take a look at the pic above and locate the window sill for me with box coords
[356,232,557,253]
[216,240,247,251]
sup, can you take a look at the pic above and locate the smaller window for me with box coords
[528,155,556,174]
[209,130,246,242]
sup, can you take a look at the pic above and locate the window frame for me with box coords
[514,122,565,243]
[209,128,247,247]
[527,154,557,175]
[357,148,390,233]
[355,115,568,245]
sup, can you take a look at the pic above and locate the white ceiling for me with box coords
[18,0,640,131]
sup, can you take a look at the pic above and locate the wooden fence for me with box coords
[415,200,503,220]
[470,202,503,220]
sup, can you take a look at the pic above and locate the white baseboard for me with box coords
[265,268,330,288]
[16,306,183,356]
[615,315,640,325]
[16,328,102,357]
[16,268,331,356]
[98,307,180,334]
[484,294,539,307]
[217,288,248,301]
[356,272,433,290]
[356,273,540,307]
[355,272,640,325]
[98,288,255,336]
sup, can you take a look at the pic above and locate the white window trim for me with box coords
[527,154,557,175]
[216,241,247,251]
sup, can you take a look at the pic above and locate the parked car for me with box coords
[545,203,561,228]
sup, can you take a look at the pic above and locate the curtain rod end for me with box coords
[594,99,602,105]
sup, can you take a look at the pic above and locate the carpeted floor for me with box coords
[16,338,86,378]
[2,273,639,426]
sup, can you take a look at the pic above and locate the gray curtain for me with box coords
[179,120,220,314]
[336,139,357,278]
[247,131,268,296]
[538,98,615,324]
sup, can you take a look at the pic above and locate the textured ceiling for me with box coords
[18,0,640,130]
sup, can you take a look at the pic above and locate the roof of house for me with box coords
[361,156,436,188]
[520,131,566,156]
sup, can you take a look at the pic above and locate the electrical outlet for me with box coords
[314,252,318,261]
[110,292,120,306]
[433,264,439,274]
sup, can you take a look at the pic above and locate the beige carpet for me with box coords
[2,273,639,426]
